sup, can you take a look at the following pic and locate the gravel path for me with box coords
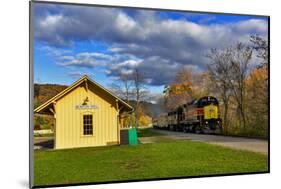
[152,129,268,154]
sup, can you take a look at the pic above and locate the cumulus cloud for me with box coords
[34,4,268,86]
[39,46,111,68]
[60,52,112,67]
[235,19,268,33]
[106,56,182,85]
[58,52,103,68]
[39,46,72,57]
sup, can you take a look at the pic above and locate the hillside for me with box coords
[128,100,166,118]
[34,84,68,108]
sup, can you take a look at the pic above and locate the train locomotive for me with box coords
[153,96,222,134]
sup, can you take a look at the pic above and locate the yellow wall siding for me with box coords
[55,82,119,149]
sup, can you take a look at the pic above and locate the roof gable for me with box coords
[34,75,133,113]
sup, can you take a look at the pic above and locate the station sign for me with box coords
[75,105,98,109]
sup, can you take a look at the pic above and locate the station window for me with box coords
[83,114,93,135]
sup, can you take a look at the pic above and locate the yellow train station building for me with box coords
[34,75,133,149]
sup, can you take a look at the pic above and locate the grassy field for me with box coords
[137,128,166,137]
[34,141,268,186]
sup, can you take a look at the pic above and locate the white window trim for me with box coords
[80,111,94,137]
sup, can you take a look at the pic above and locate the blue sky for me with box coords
[33,3,268,96]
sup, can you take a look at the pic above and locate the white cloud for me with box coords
[39,46,112,68]
[39,14,63,28]
[58,52,112,68]
[116,59,142,67]
[235,19,268,33]
[114,12,137,33]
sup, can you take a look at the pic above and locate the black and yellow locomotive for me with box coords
[153,96,222,134]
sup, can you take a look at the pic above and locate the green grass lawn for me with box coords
[34,141,268,187]
[137,128,165,137]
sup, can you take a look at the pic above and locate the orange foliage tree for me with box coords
[245,67,268,136]
[164,67,193,111]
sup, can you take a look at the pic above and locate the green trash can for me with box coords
[128,128,138,145]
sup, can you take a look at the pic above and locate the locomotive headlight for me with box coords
[205,121,208,124]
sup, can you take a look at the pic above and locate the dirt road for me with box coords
[152,129,268,154]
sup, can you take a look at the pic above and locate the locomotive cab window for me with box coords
[197,97,219,107]
[83,114,93,135]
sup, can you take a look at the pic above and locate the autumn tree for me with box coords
[250,35,268,68]
[207,48,233,133]
[191,72,212,99]
[245,68,268,136]
[246,35,269,137]
[164,67,193,111]
[132,68,148,127]
[110,73,133,102]
[249,35,268,120]
[174,67,193,83]
[138,104,152,126]
[227,43,252,130]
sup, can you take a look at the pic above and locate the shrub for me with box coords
[34,125,41,130]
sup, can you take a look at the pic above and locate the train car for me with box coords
[167,106,185,131]
[153,114,168,129]
[182,96,222,133]
[165,96,222,134]
[152,118,158,128]
[167,110,179,131]
[154,96,222,134]
[159,115,168,129]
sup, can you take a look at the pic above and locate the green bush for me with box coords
[40,124,51,130]
[34,115,55,130]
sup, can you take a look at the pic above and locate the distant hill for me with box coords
[128,100,166,118]
[34,84,67,108]
[34,84,166,118]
